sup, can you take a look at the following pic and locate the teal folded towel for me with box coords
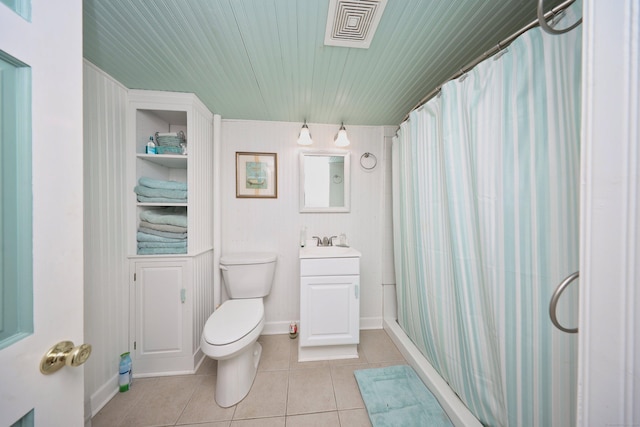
[140,207,187,228]
[134,185,187,200]
[138,241,187,248]
[139,176,187,191]
[137,247,187,255]
[137,195,187,203]
[138,227,187,240]
[139,220,187,234]
[136,231,186,243]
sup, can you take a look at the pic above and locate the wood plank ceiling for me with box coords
[83,0,563,126]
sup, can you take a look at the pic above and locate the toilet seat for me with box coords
[203,299,264,346]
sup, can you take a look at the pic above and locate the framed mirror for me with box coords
[299,150,350,213]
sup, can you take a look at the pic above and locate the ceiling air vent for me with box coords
[324,0,388,49]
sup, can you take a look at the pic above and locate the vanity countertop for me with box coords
[299,245,361,259]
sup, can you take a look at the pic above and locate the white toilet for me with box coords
[201,252,276,408]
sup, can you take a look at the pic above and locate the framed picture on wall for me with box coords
[236,152,278,198]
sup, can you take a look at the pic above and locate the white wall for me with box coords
[220,120,392,332]
[83,62,130,416]
[578,0,640,424]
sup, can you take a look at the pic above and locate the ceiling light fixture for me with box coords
[297,121,313,145]
[334,123,350,147]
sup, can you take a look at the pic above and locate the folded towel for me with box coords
[137,195,187,203]
[138,228,187,240]
[134,185,187,200]
[137,247,188,255]
[136,231,186,243]
[140,207,187,228]
[139,176,187,191]
[138,241,188,249]
[139,220,187,234]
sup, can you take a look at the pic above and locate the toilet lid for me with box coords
[220,252,277,265]
[203,299,264,346]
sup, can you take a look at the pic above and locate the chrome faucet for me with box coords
[311,236,338,246]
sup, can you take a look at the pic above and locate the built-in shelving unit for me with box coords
[127,90,215,376]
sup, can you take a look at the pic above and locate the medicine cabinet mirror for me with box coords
[299,151,350,213]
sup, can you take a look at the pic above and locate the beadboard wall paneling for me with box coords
[83,61,129,415]
[220,120,389,332]
[192,250,213,358]
[187,100,214,254]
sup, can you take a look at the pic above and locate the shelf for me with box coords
[137,202,188,207]
[137,153,187,169]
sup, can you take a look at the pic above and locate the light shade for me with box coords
[334,123,350,147]
[297,122,313,145]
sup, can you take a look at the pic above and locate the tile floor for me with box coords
[91,329,407,427]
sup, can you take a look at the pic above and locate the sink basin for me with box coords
[299,245,361,259]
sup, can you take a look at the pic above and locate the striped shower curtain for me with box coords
[392,4,582,426]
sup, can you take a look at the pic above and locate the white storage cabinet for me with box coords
[127,90,215,376]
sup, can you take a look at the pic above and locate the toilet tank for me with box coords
[220,252,277,298]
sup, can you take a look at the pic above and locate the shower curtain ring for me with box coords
[537,0,582,35]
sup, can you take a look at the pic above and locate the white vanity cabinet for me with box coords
[299,248,361,362]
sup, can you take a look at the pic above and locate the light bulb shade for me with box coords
[334,124,350,147]
[297,123,313,145]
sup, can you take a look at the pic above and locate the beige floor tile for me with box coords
[330,364,365,410]
[91,378,160,427]
[234,370,288,419]
[287,366,336,415]
[359,330,404,363]
[327,347,368,367]
[230,416,285,426]
[338,408,372,427]
[176,375,236,425]
[121,375,201,427]
[92,331,407,426]
[289,340,329,370]
[285,411,341,427]
[258,334,291,371]
[196,356,218,376]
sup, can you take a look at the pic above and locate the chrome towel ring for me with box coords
[549,271,579,333]
[360,152,377,170]
[537,0,582,35]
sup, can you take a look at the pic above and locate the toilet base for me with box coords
[215,341,262,407]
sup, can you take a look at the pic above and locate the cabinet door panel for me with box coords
[140,266,183,353]
[308,284,351,336]
[134,261,187,360]
[300,275,359,346]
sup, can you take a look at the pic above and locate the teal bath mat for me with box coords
[354,365,453,427]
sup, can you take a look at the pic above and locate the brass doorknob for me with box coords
[40,341,92,375]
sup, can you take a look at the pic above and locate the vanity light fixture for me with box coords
[297,121,313,145]
[334,123,350,147]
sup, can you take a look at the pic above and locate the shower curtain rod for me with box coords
[400,0,578,124]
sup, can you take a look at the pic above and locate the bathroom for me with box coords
[0,0,638,426]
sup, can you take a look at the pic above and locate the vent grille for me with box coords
[324,0,387,49]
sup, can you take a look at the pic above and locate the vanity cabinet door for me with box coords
[130,259,192,375]
[300,275,359,347]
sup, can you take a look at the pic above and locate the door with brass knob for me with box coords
[40,341,92,375]
[0,3,84,425]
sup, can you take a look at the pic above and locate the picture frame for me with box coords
[236,152,278,198]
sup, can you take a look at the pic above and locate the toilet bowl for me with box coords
[200,252,276,408]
